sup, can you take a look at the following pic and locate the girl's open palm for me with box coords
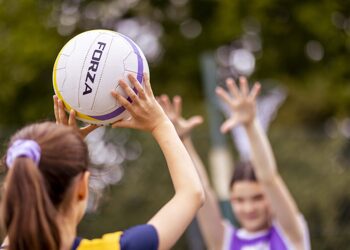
[215,76,261,133]
[157,95,203,139]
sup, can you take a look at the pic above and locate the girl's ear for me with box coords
[77,171,90,201]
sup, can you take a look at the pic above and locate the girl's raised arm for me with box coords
[111,74,205,250]
[216,77,306,249]
[158,95,225,250]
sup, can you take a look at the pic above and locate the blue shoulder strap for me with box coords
[72,237,83,250]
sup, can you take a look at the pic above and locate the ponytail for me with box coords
[1,158,60,250]
[1,122,89,250]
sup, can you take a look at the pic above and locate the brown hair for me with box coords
[1,122,89,250]
[230,161,257,188]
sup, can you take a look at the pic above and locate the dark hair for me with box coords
[229,161,257,188]
[0,122,89,250]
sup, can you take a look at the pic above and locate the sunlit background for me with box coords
[1,0,350,249]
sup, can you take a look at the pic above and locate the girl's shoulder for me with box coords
[74,224,158,250]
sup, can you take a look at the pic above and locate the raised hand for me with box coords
[158,95,203,139]
[53,95,99,138]
[215,76,261,133]
[111,74,169,132]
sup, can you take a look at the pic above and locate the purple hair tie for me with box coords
[6,139,41,167]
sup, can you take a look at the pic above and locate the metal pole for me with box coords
[200,52,233,202]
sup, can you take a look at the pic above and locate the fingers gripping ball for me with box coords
[53,29,150,125]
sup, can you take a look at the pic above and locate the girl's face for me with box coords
[230,181,271,232]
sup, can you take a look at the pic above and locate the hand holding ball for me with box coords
[53,30,149,125]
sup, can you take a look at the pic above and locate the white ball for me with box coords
[53,29,149,125]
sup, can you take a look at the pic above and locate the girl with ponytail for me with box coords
[0,74,205,250]
[1,123,89,250]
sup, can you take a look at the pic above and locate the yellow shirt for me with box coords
[75,232,122,250]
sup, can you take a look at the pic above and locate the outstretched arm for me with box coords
[158,95,225,250]
[111,75,205,250]
[216,77,306,249]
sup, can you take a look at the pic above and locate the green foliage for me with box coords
[0,0,63,124]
